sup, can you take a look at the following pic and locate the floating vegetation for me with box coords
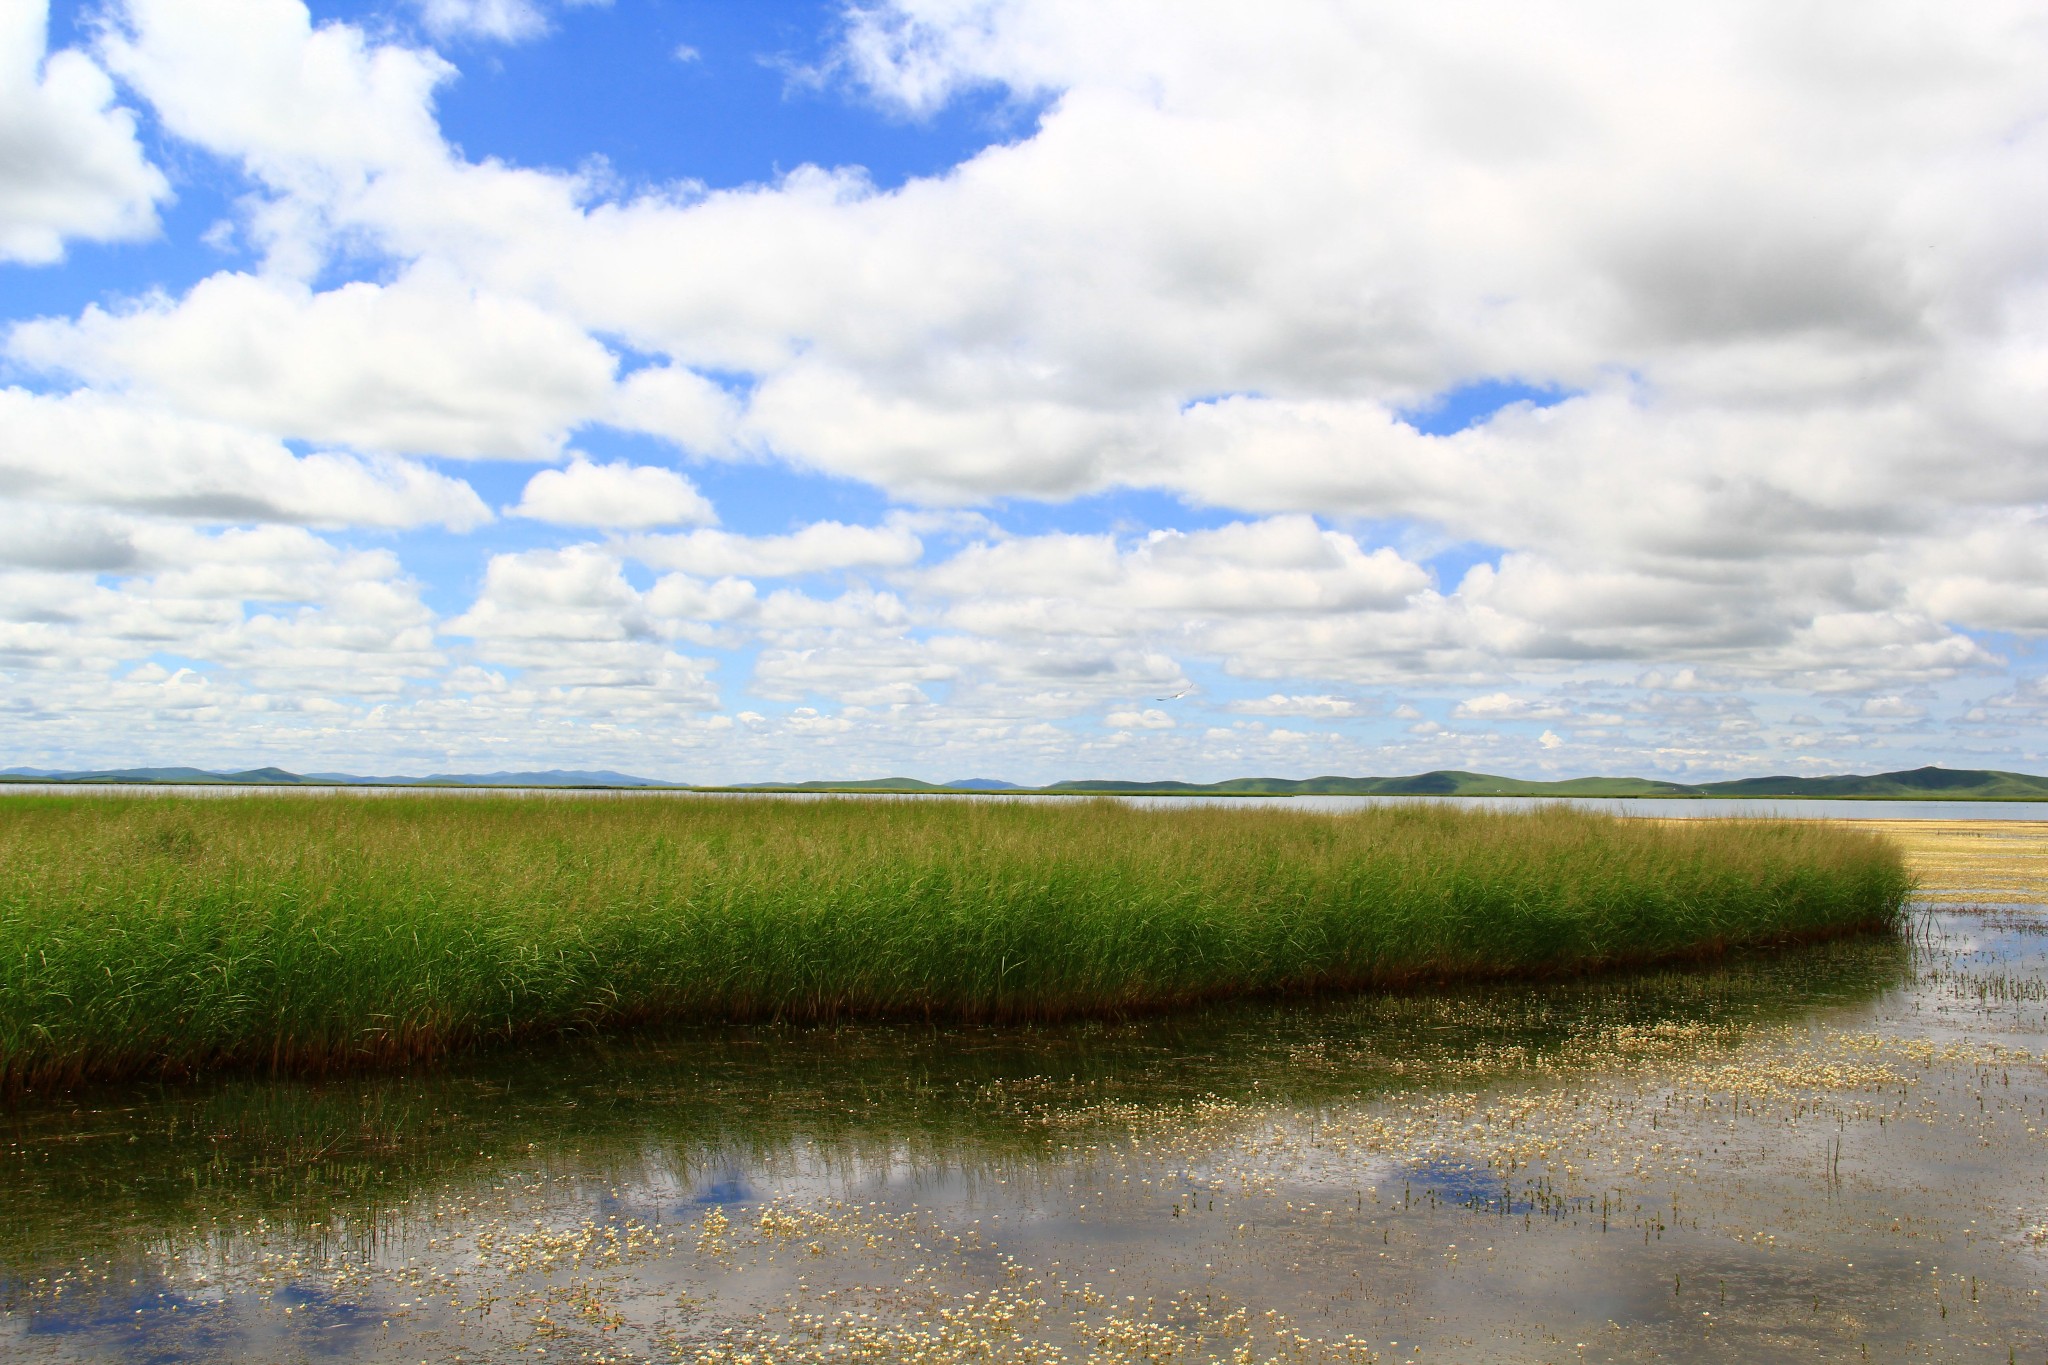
[0,795,1911,1088]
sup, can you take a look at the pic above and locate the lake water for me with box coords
[4,782,2046,822]
[1,822,2042,1362]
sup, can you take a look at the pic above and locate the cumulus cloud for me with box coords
[95,0,2037,696]
[750,631,953,706]
[97,0,457,287]
[443,544,722,699]
[101,0,449,182]
[1229,693,1361,718]
[414,0,607,44]
[9,0,2048,777]
[10,267,617,459]
[0,524,444,692]
[512,458,716,529]
[833,0,1039,116]
[87,1,2048,521]
[1858,695,1928,721]
[1454,693,1573,721]
[0,503,147,572]
[0,387,490,529]
[446,545,647,644]
[625,521,925,578]
[925,518,1428,637]
[0,4,167,263]
[608,366,742,455]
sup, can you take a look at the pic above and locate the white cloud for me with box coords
[513,457,716,529]
[441,544,723,700]
[99,0,455,279]
[416,0,533,42]
[1105,708,1174,730]
[834,0,1033,116]
[781,706,851,734]
[10,267,616,459]
[0,4,167,263]
[445,545,646,644]
[1859,695,1927,721]
[750,633,954,705]
[0,387,490,530]
[414,0,606,44]
[625,521,925,578]
[89,0,2048,558]
[643,572,758,623]
[1229,693,1360,718]
[8,0,2048,778]
[741,363,1154,502]
[609,365,741,454]
[1454,692,1572,721]
[0,524,444,692]
[1635,668,1731,693]
[925,518,1428,638]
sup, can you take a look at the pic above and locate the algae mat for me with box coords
[0,821,2042,1363]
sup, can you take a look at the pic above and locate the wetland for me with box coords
[0,797,1903,1085]
[0,811,2040,1361]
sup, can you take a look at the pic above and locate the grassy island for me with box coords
[0,795,1910,1089]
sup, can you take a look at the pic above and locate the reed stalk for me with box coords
[0,795,1911,1088]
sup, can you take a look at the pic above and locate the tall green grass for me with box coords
[0,795,1910,1088]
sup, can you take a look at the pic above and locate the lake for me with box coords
[4,781,2048,823]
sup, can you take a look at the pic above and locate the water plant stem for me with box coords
[0,795,1911,1088]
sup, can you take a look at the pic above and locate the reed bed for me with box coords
[0,795,1910,1089]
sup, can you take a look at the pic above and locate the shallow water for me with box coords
[2,824,2043,1363]
[5,781,2048,822]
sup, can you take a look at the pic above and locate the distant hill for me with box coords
[0,765,310,785]
[1689,766,2048,800]
[728,777,1022,792]
[5,763,2046,799]
[1047,770,1692,796]
[1043,766,2048,800]
[414,770,677,787]
[729,777,944,791]
[0,766,682,788]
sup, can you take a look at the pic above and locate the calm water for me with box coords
[4,835,2046,1363]
[3,782,2046,822]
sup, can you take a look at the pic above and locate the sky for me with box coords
[4,0,2048,785]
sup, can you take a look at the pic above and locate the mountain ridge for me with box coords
[0,766,670,788]
[4,763,2047,799]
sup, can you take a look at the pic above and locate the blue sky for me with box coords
[4,0,2048,782]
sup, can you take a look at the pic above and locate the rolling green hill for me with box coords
[1046,771,1689,797]
[1043,766,2048,800]
[1689,766,2048,799]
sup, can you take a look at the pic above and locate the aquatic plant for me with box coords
[0,795,1910,1087]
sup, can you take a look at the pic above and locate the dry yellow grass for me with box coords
[1853,819,2048,906]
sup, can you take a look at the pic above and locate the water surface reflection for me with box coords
[3,829,2044,1361]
